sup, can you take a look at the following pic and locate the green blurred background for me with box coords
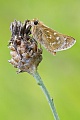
[0,0,80,120]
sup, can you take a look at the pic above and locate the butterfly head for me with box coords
[30,19,39,26]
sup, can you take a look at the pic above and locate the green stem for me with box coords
[32,71,60,120]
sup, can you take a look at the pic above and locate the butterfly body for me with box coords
[30,19,76,55]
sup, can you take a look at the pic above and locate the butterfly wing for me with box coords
[31,20,76,55]
[41,26,76,53]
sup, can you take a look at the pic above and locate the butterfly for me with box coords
[30,19,76,55]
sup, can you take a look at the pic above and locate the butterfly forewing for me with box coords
[30,19,76,55]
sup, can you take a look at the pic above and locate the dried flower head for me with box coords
[8,20,42,74]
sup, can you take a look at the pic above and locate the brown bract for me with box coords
[8,20,42,74]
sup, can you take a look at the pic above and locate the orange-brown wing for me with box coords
[41,26,76,53]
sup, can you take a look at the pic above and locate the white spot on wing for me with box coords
[50,42,56,45]
[64,38,67,41]
[47,34,52,39]
[54,32,57,35]
[47,36,52,39]
[56,37,60,40]
[49,35,52,39]
[49,36,52,39]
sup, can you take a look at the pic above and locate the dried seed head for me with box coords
[8,20,42,74]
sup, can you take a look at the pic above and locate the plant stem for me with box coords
[32,71,60,120]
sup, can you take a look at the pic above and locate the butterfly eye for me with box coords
[34,20,38,25]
